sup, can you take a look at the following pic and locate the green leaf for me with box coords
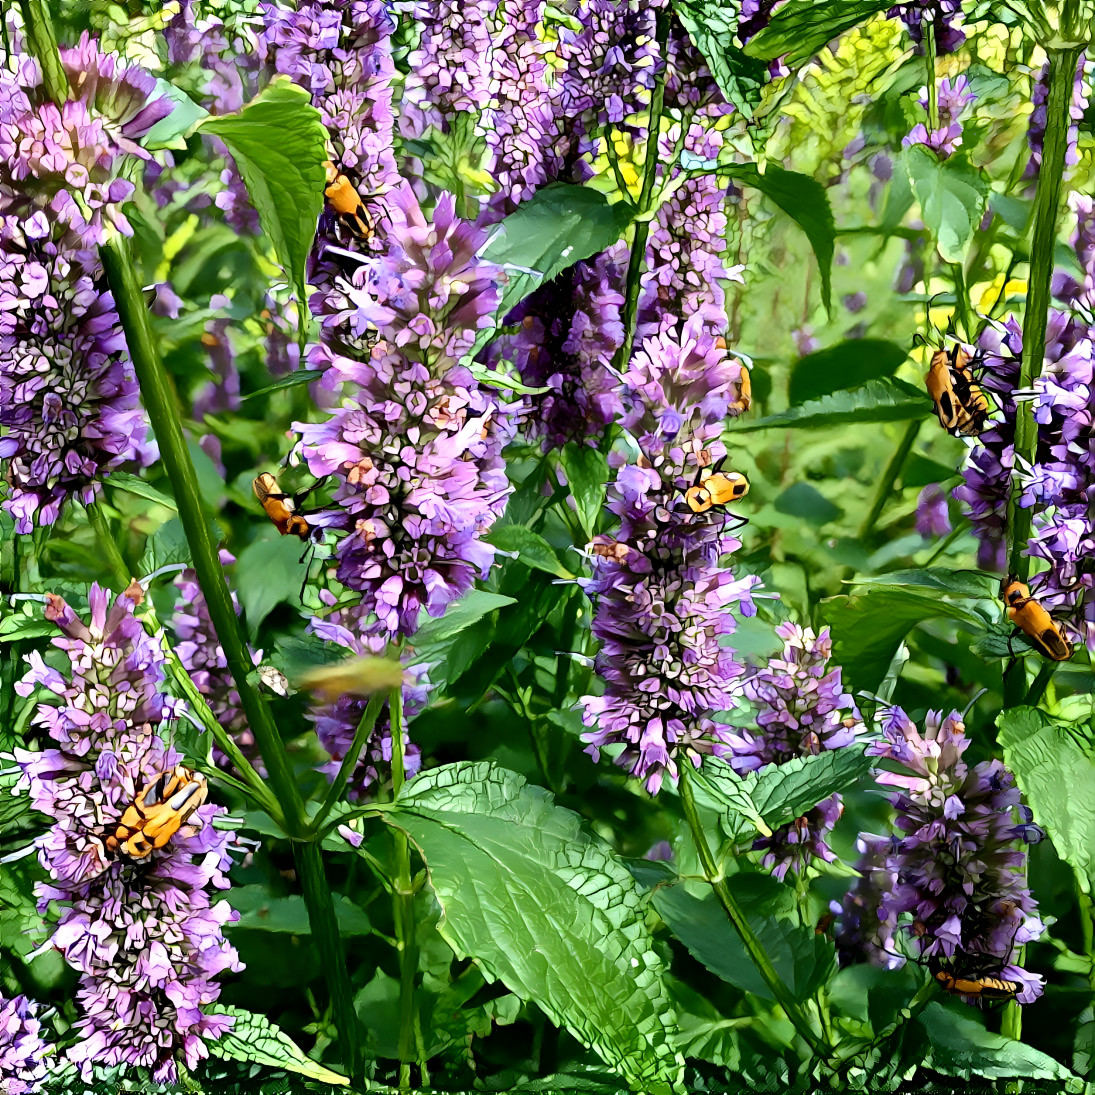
[919,1001,1077,1081]
[234,535,310,633]
[846,567,998,600]
[138,516,192,574]
[671,1,769,119]
[559,443,609,540]
[412,590,517,649]
[380,762,684,1092]
[198,79,327,325]
[465,184,635,364]
[733,378,927,432]
[205,1005,349,1085]
[788,339,909,405]
[228,884,372,936]
[140,78,209,150]
[725,164,835,312]
[652,878,834,1002]
[773,482,843,526]
[904,147,991,264]
[821,589,986,697]
[696,747,874,839]
[744,0,893,65]
[105,471,177,511]
[485,525,573,578]
[997,707,1095,895]
[0,604,56,643]
[241,368,325,402]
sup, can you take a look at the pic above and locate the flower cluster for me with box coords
[0,213,153,532]
[171,553,263,770]
[902,74,975,158]
[727,624,861,879]
[834,709,1044,1003]
[14,586,241,1081]
[580,321,757,793]
[956,196,1095,646]
[1025,54,1090,182]
[0,995,49,1093]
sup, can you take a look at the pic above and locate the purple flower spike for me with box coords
[0,995,49,1093]
[581,326,760,794]
[835,709,1045,1003]
[887,2,966,54]
[14,586,241,1082]
[726,624,862,879]
[295,185,515,640]
[1026,54,1090,181]
[902,74,975,158]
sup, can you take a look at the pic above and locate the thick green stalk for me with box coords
[295,840,363,1085]
[678,765,831,1060]
[98,236,363,1082]
[857,421,921,541]
[614,9,670,373]
[1003,46,1080,707]
[923,12,939,131]
[389,686,420,1090]
[1007,46,1080,583]
[16,0,68,104]
[84,501,131,590]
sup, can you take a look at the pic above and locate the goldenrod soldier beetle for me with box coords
[105,765,208,859]
[715,335,752,414]
[1000,575,1074,662]
[253,472,328,543]
[931,962,1020,1002]
[323,161,384,244]
[923,344,990,436]
[684,464,750,516]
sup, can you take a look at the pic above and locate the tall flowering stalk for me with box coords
[580,319,754,793]
[0,36,168,531]
[294,184,513,792]
[13,586,241,1081]
[730,624,861,880]
[835,709,1045,1003]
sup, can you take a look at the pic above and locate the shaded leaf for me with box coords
[206,1006,349,1085]
[198,79,327,325]
[905,147,991,264]
[466,184,635,363]
[140,78,209,150]
[559,443,609,540]
[671,1,769,118]
[380,762,684,1092]
[774,483,843,526]
[241,369,325,402]
[234,535,309,634]
[745,0,893,65]
[229,885,372,936]
[652,880,834,1002]
[919,1001,1077,1081]
[821,589,985,697]
[733,378,927,432]
[725,164,836,312]
[846,567,998,600]
[485,525,573,578]
[997,707,1095,896]
[789,339,909,405]
[106,471,177,511]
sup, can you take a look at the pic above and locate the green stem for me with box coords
[312,691,386,832]
[923,13,939,131]
[857,421,920,541]
[99,235,363,1082]
[614,9,670,373]
[1007,46,1081,584]
[295,841,363,1085]
[389,687,420,1090]
[16,0,68,104]
[678,765,830,1060]
[1023,661,1058,708]
[1004,46,1080,708]
[84,502,131,590]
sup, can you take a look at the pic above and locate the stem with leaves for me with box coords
[98,235,364,1083]
[615,9,670,373]
[389,686,422,1090]
[84,501,131,590]
[857,421,921,541]
[677,764,831,1061]
[1003,45,1081,704]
